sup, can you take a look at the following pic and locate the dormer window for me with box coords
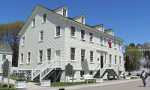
[89,33,93,42]
[81,30,85,41]
[71,26,75,37]
[63,8,67,16]
[42,13,47,23]
[32,18,35,27]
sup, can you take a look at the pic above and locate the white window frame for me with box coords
[81,30,85,41]
[32,18,35,27]
[115,55,117,64]
[90,51,94,62]
[39,31,44,42]
[70,48,75,60]
[89,33,93,42]
[27,52,31,64]
[20,53,23,64]
[21,36,25,46]
[42,13,47,23]
[71,26,76,37]
[39,50,43,64]
[55,26,61,37]
[47,48,51,61]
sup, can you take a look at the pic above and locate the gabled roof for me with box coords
[0,41,12,54]
[18,5,123,43]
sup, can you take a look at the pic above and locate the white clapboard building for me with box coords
[18,5,125,82]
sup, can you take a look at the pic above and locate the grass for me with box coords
[51,79,96,87]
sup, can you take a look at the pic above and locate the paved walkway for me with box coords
[26,79,142,90]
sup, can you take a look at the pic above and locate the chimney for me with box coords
[73,16,85,24]
[93,24,104,32]
[54,6,68,17]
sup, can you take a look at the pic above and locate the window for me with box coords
[81,30,85,41]
[21,53,23,64]
[32,18,35,27]
[100,37,103,46]
[21,36,25,46]
[70,48,75,60]
[39,31,43,41]
[89,33,93,42]
[80,71,84,77]
[39,50,43,63]
[27,52,31,64]
[56,26,61,36]
[115,55,117,64]
[119,56,121,64]
[63,8,67,16]
[71,26,75,37]
[43,13,47,23]
[47,48,51,61]
[2,54,6,60]
[90,51,93,62]
[81,49,85,61]
[109,54,112,64]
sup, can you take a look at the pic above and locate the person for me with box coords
[140,70,148,87]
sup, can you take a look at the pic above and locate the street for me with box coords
[25,78,150,90]
[73,80,150,90]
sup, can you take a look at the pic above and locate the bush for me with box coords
[0,83,16,90]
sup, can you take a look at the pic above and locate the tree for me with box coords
[0,21,24,67]
[65,63,74,82]
[124,43,142,72]
[2,59,10,87]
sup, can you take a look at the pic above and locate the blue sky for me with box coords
[0,0,149,44]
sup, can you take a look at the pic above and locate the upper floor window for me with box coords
[81,49,85,61]
[42,13,47,23]
[119,56,122,64]
[56,26,61,36]
[89,33,93,42]
[71,26,76,37]
[100,37,103,45]
[39,50,43,63]
[90,51,93,62]
[21,36,25,46]
[21,53,23,64]
[115,55,117,64]
[81,30,85,41]
[27,52,31,64]
[70,48,75,60]
[39,31,43,41]
[47,48,51,61]
[32,18,35,27]
[109,54,112,64]
[63,8,67,16]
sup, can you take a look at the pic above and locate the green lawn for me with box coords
[51,79,96,87]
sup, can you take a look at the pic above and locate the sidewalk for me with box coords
[26,79,141,90]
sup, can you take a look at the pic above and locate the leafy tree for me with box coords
[0,21,24,67]
[124,43,142,71]
[2,59,10,87]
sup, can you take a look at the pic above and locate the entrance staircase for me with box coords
[31,61,55,81]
